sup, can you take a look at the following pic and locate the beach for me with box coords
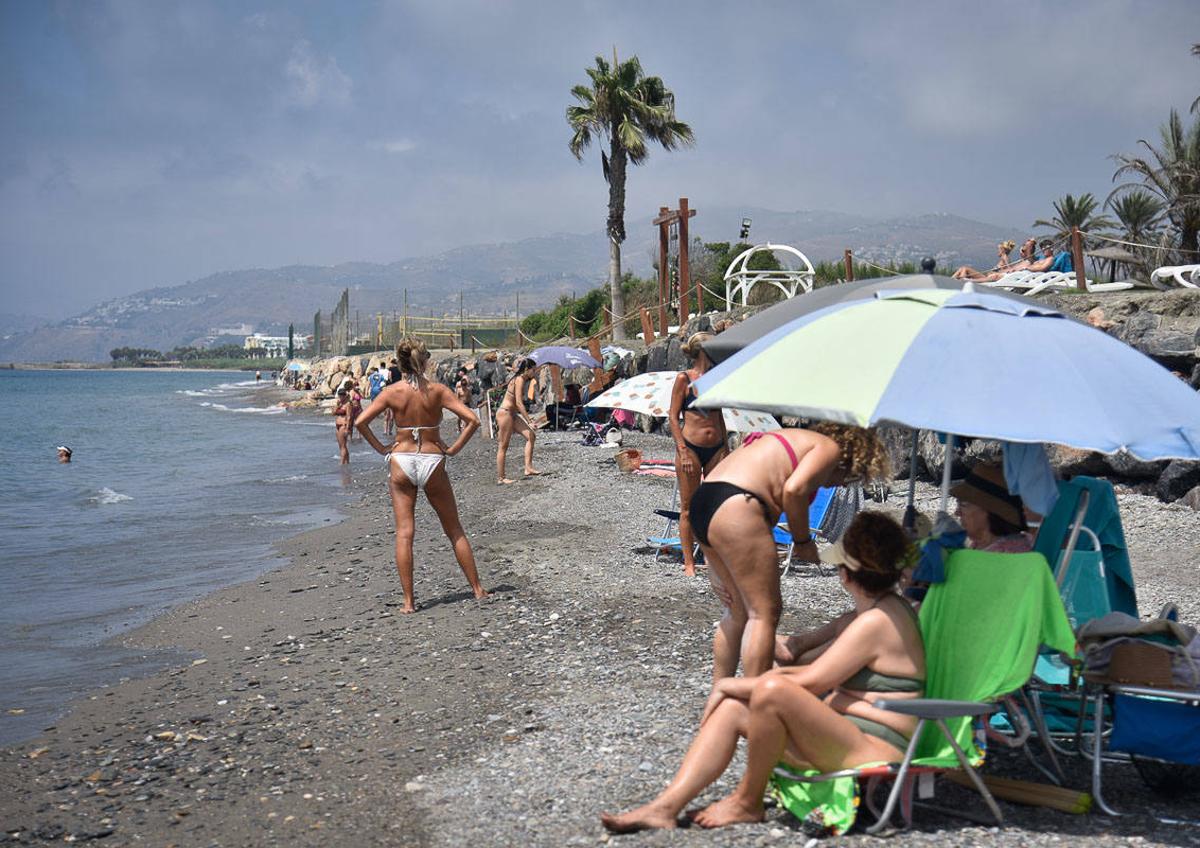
[3,419,1200,846]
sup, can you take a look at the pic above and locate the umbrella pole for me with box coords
[903,430,919,531]
[939,433,956,515]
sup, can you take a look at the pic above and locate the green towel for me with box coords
[915,549,1076,765]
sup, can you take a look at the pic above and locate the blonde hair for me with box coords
[681,332,713,360]
[808,422,892,483]
[395,337,429,376]
[1000,240,1016,253]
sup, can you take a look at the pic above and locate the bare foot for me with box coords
[498,478,516,485]
[692,796,764,829]
[524,468,542,477]
[600,804,678,833]
[473,587,491,601]
[399,601,417,614]
[683,564,696,578]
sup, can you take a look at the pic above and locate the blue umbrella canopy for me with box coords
[528,345,600,369]
[694,287,1200,460]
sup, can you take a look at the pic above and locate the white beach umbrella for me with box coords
[585,370,778,432]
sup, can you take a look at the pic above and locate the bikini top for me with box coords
[841,599,924,694]
[681,375,715,418]
[743,430,799,470]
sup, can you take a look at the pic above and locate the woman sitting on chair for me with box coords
[669,332,729,577]
[602,511,923,832]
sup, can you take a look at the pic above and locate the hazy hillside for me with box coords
[0,207,1017,362]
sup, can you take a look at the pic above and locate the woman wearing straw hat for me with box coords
[669,332,729,577]
[952,461,1033,553]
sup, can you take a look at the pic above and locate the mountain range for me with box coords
[0,207,1016,362]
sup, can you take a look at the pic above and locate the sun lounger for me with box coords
[984,271,1133,296]
[1149,263,1200,289]
[772,549,1076,834]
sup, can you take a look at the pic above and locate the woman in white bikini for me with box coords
[356,338,489,613]
[495,357,541,484]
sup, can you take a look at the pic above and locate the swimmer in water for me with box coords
[56,445,72,463]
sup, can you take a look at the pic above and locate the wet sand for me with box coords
[2,427,1199,846]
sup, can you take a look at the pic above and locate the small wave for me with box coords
[199,402,286,416]
[264,474,309,483]
[88,487,133,505]
[176,389,215,397]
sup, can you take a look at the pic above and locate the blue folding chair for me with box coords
[777,486,837,577]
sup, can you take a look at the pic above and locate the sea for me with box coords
[0,369,371,745]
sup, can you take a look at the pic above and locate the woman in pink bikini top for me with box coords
[689,423,891,680]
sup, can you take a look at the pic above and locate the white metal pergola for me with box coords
[722,243,816,310]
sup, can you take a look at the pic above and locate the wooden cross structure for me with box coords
[652,198,697,335]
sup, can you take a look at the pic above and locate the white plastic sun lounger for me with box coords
[1149,264,1200,290]
[984,271,1134,296]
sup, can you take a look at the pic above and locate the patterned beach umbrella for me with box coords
[527,345,600,369]
[693,287,1200,460]
[585,370,778,432]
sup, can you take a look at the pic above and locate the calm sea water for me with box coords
[0,369,363,745]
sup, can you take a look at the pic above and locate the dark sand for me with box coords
[2,426,1199,846]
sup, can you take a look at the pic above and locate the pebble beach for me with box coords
[2,424,1200,847]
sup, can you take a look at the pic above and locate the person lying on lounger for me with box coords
[601,511,923,832]
[952,238,1038,281]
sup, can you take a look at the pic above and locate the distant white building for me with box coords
[244,333,306,358]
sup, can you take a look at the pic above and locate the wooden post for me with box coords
[678,197,691,324]
[568,314,576,339]
[403,289,408,337]
[658,206,670,336]
[1071,227,1087,291]
[640,308,656,344]
[843,249,855,282]
[587,337,602,365]
[551,364,563,402]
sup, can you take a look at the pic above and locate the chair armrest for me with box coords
[874,698,998,719]
[653,509,681,521]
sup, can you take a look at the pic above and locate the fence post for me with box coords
[1071,227,1087,291]
[843,249,854,282]
[569,314,576,339]
[679,197,691,325]
[640,308,656,344]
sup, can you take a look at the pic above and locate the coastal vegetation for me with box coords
[109,345,283,370]
[567,50,694,340]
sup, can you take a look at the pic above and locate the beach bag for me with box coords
[615,448,642,472]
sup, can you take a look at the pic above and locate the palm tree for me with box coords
[1106,189,1164,244]
[567,51,694,339]
[1111,108,1200,258]
[1033,193,1115,244]
[1192,43,1199,115]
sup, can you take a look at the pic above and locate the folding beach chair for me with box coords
[777,486,837,577]
[772,549,1075,834]
[648,481,699,564]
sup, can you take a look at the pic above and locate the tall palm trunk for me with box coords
[606,140,628,340]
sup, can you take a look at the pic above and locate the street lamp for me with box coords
[739,217,752,241]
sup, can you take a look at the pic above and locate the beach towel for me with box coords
[1050,251,1074,274]
[916,550,1076,764]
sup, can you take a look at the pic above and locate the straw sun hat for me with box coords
[950,462,1024,527]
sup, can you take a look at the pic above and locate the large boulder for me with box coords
[876,424,923,481]
[1157,459,1200,502]
[1179,485,1200,511]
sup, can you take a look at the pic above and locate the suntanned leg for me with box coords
[709,498,783,678]
[703,545,747,682]
[496,411,516,484]
[677,451,703,576]
[601,698,750,833]
[517,418,540,475]
[694,676,903,828]
[425,463,489,601]
[387,471,418,613]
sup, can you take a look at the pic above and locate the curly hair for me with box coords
[808,422,892,483]
[395,337,429,376]
[840,510,917,594]
[681,332,713,361]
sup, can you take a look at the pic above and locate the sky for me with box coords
[1,0,1197,319]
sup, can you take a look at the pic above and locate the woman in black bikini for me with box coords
[689,423,890,680]
[669,333,728,577]
[602,512,923,833]
[495,358,541,484]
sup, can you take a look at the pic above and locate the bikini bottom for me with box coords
[845,715,911,752]
[688,481,774,547]
[683,437,723,469]
[387,452,444,489]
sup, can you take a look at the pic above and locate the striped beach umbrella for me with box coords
[585,370,779,432]
[693,287,1200,461]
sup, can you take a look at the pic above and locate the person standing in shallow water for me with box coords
[356,338,489,613]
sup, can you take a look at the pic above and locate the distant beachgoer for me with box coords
[670,332,729,577]
[1026,239,1059,273]
[952,240,1018,281]
[690,424,891,679]
[256,370,262,382]
[333,389,352,465]
[495,358,541,484]
[455,369,472,433]
[56,445,72,463]
[348,380,364,440]
[356,338,488,613]
[368,366,387,403]
[601,512,922,833]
